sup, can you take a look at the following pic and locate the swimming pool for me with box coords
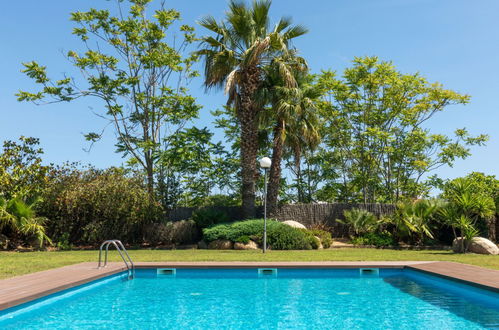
[1,268,498,329]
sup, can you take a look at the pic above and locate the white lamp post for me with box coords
[259,157,271,253]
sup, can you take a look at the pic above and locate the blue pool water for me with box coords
[1,268,498,329]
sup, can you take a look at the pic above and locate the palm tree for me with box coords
[261,72,320,213]
[197,0,307,218]
[0,197,51,248]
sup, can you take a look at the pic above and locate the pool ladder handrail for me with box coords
[98,240,134,279]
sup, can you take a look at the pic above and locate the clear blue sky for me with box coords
[1,0,498,181]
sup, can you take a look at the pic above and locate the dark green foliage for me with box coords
[202,219,318,250]
[38,165,161,245]
[56,233,73,251]
[235,235,250,244]
[191,209,230,229]
[308,229,333,248]
[200,194,241,207]
[351,232,396,247]
[144,220,199,246]
[269,225,316,250]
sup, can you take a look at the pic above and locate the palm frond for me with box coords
[251,0,271,35]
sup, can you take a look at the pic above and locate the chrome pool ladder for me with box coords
[98,240,134,279]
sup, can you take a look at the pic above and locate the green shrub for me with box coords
[144,220,199,245]
[38,165,161,245]
[309,229,333,248]
[56,232,73,251]
[351,232,396,247]
[268,225,315,250]
[203,219,318,250]
[235,235,250,244]
[199,194,240,207]
[202,223,231,242]
[192,208,229,229]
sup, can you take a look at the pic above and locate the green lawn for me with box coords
[0,248,497,279]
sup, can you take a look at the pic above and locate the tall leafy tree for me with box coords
[0,137,50,201]
[316,56,488,203]
[156,127,233,209]
[197,0,307,217]
[17,0,200,199]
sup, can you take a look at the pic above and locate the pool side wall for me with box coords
[0,261,498,311]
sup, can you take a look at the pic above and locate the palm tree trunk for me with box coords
[239,67,260,218]
[267,119,284,215]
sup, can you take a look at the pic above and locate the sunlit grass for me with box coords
[0,248,497,279]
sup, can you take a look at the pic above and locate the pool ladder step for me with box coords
[98,240,134,279]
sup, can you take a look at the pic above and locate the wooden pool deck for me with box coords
[1,261,497,311]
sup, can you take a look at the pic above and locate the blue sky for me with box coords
[1,0,498,181]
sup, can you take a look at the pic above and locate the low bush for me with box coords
[269,225,317,250]
[235,235,250,244]
[308,229,333,248]
[351,232,396,247]
[203,219,318,250]
[144,220,199,245]
[191,208,229,229]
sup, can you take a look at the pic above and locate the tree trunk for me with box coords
[145,154,155,202]
[267,119,284,215]
[294,148,303,202]
[239,67,260,218]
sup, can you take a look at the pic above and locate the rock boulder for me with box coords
[234,240,259,250]
[452,237,499,255]
[197,240,208,249]
[208,239,233,250]
[282,220,307,230]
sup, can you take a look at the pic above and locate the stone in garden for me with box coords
[452,237,499,255]
[197,240,208,249]
[208,239,233,250]
[314,236,323,249]
[234,240,259,250]
[0,234,9,250]
[282,220,307,229]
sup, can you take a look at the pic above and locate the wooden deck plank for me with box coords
[407,261,499,292]
[0,262,126,310]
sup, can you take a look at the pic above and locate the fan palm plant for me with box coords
[338,208,380,236]
[0,197,51,248]
[392,199,444,245]
[261,71,321,213]
[197,0,308,217]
